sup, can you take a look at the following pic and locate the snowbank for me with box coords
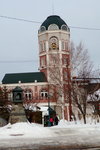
[56,119,100,128]
[0,120,100,140]
[0,122,55,139]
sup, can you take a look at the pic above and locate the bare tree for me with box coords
[48,41,99,123]
[48,52,71,120]
[71,41,93,78]
[72,79,90,124]
[0,86,8,106]
[0,86,10,121]
[70,42,99,123]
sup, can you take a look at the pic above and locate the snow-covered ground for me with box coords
[0,120,100,149]
[0,120,99,139]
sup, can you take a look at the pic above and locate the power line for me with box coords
[69,26,100,31]
[0,60,38,64]
[0,15,100,31]
[0,15,41,24]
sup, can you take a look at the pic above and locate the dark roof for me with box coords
[13,86,23,92]
[41,15,68,30]
[2,72,47,84]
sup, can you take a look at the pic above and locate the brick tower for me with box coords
[38,15,71,120]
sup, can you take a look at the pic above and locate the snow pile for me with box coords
[55,119,100,128]
[0,120,100,140]
[56,119,71,127]
[0,122,55,139]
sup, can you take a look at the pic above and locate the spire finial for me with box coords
[52,0,54,15]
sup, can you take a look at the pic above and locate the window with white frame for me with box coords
[8,92,13,101]
[40,42,43,52]
[62,41,68,51]
[40,41,46,52]
[43,42,46,51]
[24,89,32,100]
[41,57,46,67]
[49,54,59,65]
[40,90,48,98]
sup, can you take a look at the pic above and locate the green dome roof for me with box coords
[39,15,70,32]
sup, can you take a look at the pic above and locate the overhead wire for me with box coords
[0,60,38,64]
[0,15,41,24]
[69,26,100,31]
[0,15,40,64]
[0,15,100,31]
[0,15,100,64]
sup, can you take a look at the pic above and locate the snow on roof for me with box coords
[90,79,100,83]
[87,89,100,101]
[40,106,48,111]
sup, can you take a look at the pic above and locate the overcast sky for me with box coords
[0,0,100,83]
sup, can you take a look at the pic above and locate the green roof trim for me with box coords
[2,72,47,84]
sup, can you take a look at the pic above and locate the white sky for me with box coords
[0,0,100,82]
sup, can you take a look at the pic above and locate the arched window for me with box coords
[61,25,70,32]
[40,89,48,99]
[48,24,59,30]
[16,93,21,100]
[40,56,46,67]
[49,36,59,50]
[41,26,46,32]
[49,54,59,65]
[39,41,46,52]
[24,89,32,100]
[61,25,67,31]
[8,91,13,101]
[40,42,43,52]
[62,40,68,51]
[39,26,46,33]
